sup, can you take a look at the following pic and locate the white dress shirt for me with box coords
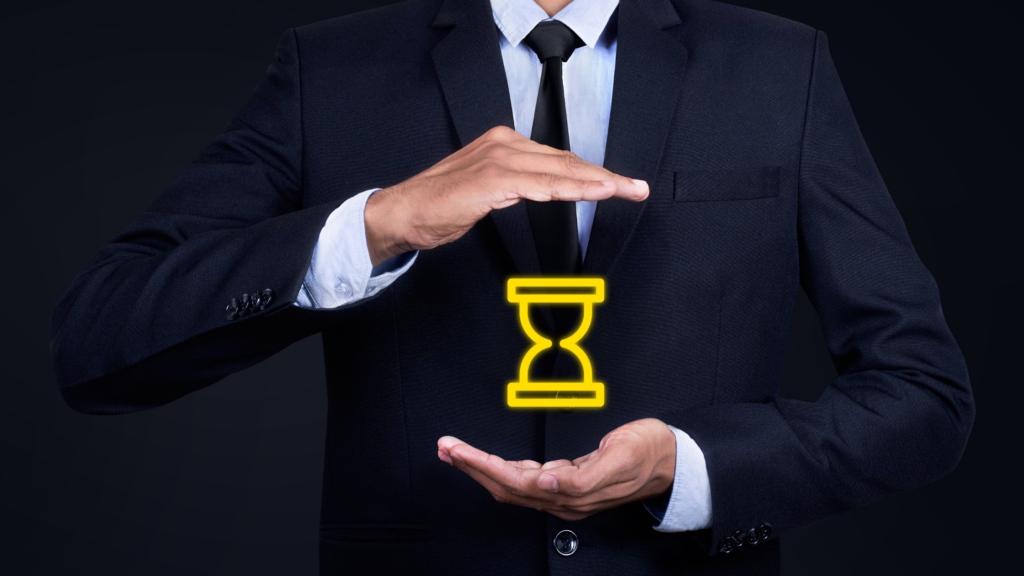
[294,0,712,533]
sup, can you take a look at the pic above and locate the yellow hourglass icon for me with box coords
[506,277,605,408]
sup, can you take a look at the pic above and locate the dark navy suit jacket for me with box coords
[49,0,974,573]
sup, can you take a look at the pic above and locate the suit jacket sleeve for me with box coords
[49,29,358,414]
[667,31,975,554]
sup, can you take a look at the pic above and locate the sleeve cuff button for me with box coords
[225,299,240,320]
[718,536,738,554]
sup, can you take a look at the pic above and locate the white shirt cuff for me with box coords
[644,424,713,532]
[294,188,417,309]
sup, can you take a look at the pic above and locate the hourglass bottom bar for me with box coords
[506,383,605,408]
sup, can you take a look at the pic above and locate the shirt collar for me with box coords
[490,0,619,49]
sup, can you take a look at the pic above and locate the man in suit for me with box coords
[49,0,974,573]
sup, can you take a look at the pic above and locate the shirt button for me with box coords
[337,283,351,297]
[553,530,578,557]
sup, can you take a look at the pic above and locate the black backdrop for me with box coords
[1,0,1019,574]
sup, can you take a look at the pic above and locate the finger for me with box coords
[438,436,490,459]
[438,439,510,499]
[437,436,459,462]
[571,450,600,467]
[441,439,556,501]
[519,171,647,202]
[451,455,522,503]
[438,435,488,468]
[448,452,555,510]
[437,435,457,450]
[446,447,621,517]
[540,459,574,470]
[502,150,647,196]
[451,444,552,500]
[437,435,468,450]
[508,460,543,469]
[508,172,638,204]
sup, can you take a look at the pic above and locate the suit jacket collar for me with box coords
[432,0,689,278]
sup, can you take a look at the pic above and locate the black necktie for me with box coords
[522,20,587,276]
[522,21,587,367]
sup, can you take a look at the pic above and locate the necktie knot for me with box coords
[523,20,586,63]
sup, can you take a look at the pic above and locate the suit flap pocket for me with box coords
[673,167,780,201]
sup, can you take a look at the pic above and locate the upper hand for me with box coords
[364,125,650,266]
[437,418,676,521]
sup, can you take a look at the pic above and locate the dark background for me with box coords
[1,0,1019,573]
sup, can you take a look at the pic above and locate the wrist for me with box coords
[364,186,410,267]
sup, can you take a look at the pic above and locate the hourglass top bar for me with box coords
[507,278,605,304]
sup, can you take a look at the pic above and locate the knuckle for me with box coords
[481,142,506,160]
[541,172,561,191]
[561,152,591,181]
[485,125,515,140]
[560,150,584,171]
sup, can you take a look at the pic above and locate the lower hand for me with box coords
[437,418,676,521]
[363,125,649,267]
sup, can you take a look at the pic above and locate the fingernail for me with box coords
[631,179,649,199]
[539,474,559,492]
[438,449,452,465]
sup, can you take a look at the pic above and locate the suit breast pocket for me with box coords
[673,166,780,202]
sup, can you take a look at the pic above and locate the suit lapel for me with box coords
[583,0,689,276]
[432,0,543,275]
[431,0,690,277]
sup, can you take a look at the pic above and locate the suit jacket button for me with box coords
[731,530,746,547]
[758,523,773,540]
[553,530,578,557]
[225,299,239,320]
[240,293,251,314]
[556,389,576,413]
[746,527,761,546]
[718,535,738,554]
